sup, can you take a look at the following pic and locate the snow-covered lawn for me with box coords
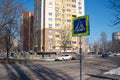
[104,67,120,75]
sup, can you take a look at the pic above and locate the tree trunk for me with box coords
[7,49,9,60]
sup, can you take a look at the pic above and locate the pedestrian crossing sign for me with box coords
[72,15,90,37]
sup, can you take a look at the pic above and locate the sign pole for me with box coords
[79,36,82,80]
[72,15,89,80]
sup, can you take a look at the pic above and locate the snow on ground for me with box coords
[104,67,120,75]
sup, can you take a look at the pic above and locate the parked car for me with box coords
[115,53,120,56]
[88,52,96,55]
[109,53,116,56]
[107,52,117,56]
[55,54,72,61]
[101,52,109,57]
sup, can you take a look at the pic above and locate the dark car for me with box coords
[75,54,84,60]
[88,52,96,55]
[101,53,109,57]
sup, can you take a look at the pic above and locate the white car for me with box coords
[55,54,72,61]
[115,53,120,56]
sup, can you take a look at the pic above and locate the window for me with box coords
[49,24,52,28]
[55,24,60,27]
[72,0,76,2]
[55,7,60,11]
[79,11,82,14]
[62,14,66,17]
[49,2,52,5]
[67,41,71,45]
[56,35,60,38]
[62,9,66,13]
[55,18,61,21]
[67,9,71,12]
[49,13,52,16]
[72,15,76,17]
[72,41,77,44]
[62,0,66,2]
[55,2,60,5]
[78,7,82,10]
[78,2,81,5]
[67,48,71,50]
[67,0,71,1]
[67,20,71,22]
[55,13,60,16]
[72,5,76,8]
[67,4,71,7]
[62,4,66,7]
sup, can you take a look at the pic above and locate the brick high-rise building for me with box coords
[21,12,34,52]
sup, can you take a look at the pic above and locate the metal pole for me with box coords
[79,36,82,80]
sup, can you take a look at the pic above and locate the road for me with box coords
[0,55,120,80]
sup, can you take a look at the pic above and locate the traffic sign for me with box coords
[72,15,90,37]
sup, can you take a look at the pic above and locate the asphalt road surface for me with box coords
[0,55,120,80]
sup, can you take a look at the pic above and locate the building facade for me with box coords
[112,32,120,43]
[21,12,34,52]
[34,0,86,54]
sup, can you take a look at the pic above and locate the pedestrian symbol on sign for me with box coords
[75,20,85,32]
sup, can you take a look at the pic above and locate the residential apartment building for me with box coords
[34,0,86,54]
[112,32,120,43]
[21,12,34,52]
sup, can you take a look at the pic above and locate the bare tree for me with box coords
[1,22,20,59]
[0,32,6,52]
[0,0,25,31]
[0,0,25,59]
[92,40,101,54]
[60,27,72,53]
[108,0,120,25]
[112,40,120,52]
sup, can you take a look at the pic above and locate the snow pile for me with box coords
[104,67,120,75]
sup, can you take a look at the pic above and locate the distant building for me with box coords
[12,39,19,52]
[112,32,120,43]
[34,0,86,54]
[13,39,19,47]
[20,12,34,52]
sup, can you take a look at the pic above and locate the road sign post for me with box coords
[72,15,90,80]
[79,36,82,80]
